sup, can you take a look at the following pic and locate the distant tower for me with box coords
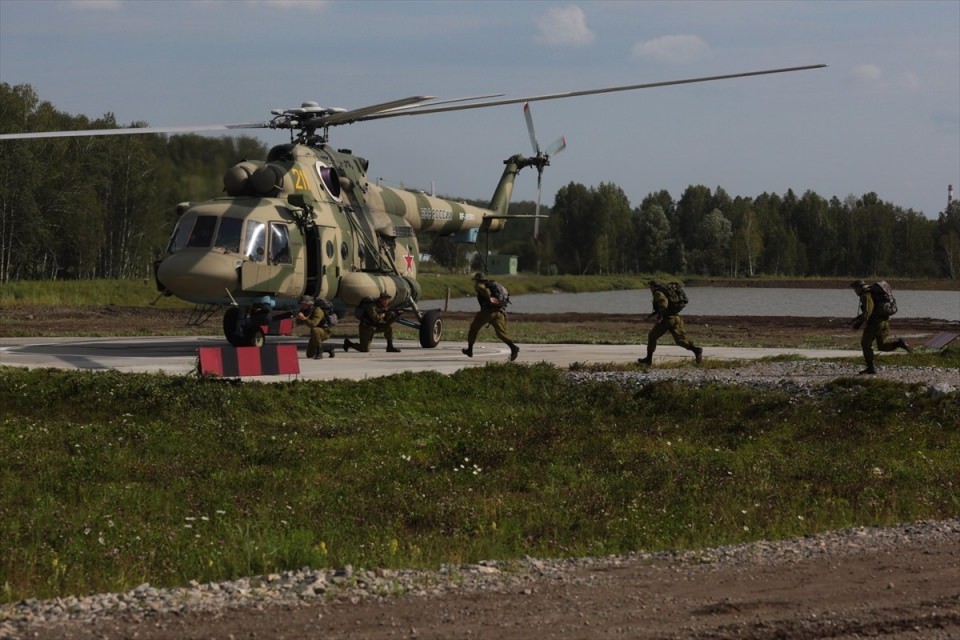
[950,184,954,207]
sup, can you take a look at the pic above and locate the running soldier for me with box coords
[462,272,519,362]
[638,280,703,366]
[849,280,912,374]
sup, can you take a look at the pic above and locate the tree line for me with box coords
[3,82,959,284]
[435,181,959,281]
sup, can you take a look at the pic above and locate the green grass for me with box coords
[0,275,653,308]
[0,279,191,309]
[1,363,957,602]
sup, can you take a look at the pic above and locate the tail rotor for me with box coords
[523,102,565,239]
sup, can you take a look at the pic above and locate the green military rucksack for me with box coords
[316,297,337,327]
[654,282,688,315]
[869,281,898,318]
[354,297,374,321]
[486,281,510,307]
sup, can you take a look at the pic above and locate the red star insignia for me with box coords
[403,250,414,272]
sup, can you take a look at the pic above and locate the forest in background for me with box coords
[3,82,959,284]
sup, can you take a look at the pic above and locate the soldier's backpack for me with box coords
[487,281,510,307]
[869,281,898,317]
[655,282,688,314]
[354,297,374,321]
[316,297,338,327]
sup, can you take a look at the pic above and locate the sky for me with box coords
[1,0,958,219]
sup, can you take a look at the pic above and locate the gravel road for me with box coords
[3,518,957,639]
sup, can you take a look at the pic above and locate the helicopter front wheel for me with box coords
[243,327,266,348]
[418,309,443,348]
[223,308,266,347]
[223,308,243,346]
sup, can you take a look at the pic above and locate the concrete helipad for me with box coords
[0,336,866,381]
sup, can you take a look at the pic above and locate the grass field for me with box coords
[1,362,958,602]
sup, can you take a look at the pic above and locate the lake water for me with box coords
[423,287,960,321]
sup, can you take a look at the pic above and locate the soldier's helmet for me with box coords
[472,272,485,282]
[850,280,866,290]
[299,295,314,305]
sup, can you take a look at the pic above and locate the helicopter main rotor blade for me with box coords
[0,122,269,141]
[382,94,506,113]
[303,96,436,127]
[0,65,825,141]
[356,64,826,123]
[316,93,508,126]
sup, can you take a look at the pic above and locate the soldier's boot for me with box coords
[323,345,336,358]
[313,351,323,360]
[859,365,877,375]
[508,343,519,362]
[386,342,401,353]
[343,338,356,352]
[637,351,653,365]
[692,346,703,365]
[898,339,913,354]
[462,346,473,358]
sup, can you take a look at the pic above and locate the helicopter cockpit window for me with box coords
[186,215,217,248]
[245,221,266,262]
[269,223,291,264]
[214,217,242,254]
[165,221,187,255]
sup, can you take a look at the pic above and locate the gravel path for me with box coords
[3,519,957,639]
[568,360,960,396]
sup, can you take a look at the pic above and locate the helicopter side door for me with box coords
[239,219,302,298]
[316,226,342,301]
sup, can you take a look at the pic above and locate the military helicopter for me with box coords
[1,65,824,348]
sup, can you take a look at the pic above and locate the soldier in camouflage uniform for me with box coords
[343,292,402,353]
[638,280,703,366]
[462,272,519,362]
[296,296,335,359]
[850,280,911,375]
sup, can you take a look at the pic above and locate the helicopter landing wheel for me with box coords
[243,327,266,348]
[418,309,443,348]
[223,308,243,346]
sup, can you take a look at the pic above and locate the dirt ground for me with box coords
[4,307,959,640]
[2,305,957,349]
[30,528,960,640]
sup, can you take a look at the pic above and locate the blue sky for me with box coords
[1,0,958,219]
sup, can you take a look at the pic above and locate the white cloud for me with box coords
[534,4,595,47]
[631,34,710,64]
[899,72,921,91]
[852,63,883,83]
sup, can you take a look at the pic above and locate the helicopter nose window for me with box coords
[186,215,217,248]
[244,221,266,262]
[214,217,242,254]
[269,223,291,264]
[165,221,187,254]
